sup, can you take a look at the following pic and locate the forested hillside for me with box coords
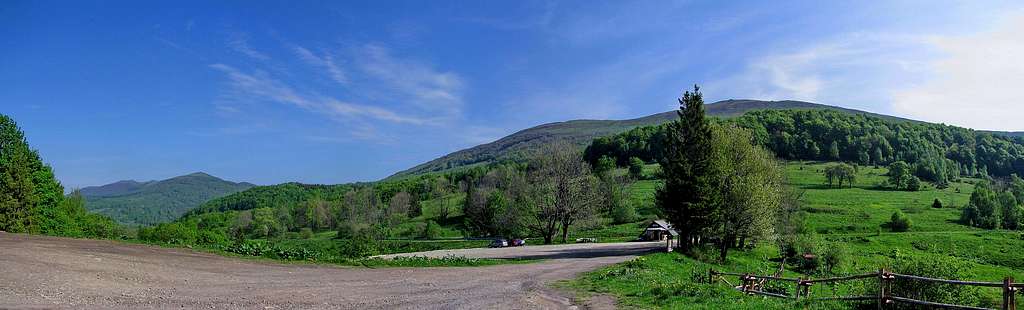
[82,173,254,226]
[585,109,1024,185]
[0,114,119,237]
[390,99,911,178]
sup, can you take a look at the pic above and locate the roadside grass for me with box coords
[130,238,527,268]
[564,250,852,309]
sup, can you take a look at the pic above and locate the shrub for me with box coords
[931,198,943,209]
[820,243,847,274]
[421,220,442,239]
[628,157,645,179]
[610,202,638,224]
[299,228,314,239]
[337,236,380,258]
[888,255,981,307]
[906,176,922,191]
[140,222,199,244]
[889,211,912,232]
[225,240,274,256]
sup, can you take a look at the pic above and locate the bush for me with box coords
[225,240,274,256]
[888,255,981,307]
[337,236,380,258]
[610,202,638,224]
[139,222,199,244]
[421,220,442,239]
[299,228,314,239]
[906,176,922,191]
[932,198,943,209]
[628,157,645,179]
[889,211,912,232]
[820,243,847,274]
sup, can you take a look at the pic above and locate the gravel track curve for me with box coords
[0,233,660,309]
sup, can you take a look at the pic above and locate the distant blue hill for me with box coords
[80,172,255,226]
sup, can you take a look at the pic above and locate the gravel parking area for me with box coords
[0,233,661,309]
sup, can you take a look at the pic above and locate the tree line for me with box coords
[585,109,1024,186]
[142,140,641,248]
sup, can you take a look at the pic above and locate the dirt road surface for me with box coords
[0,233,660,309]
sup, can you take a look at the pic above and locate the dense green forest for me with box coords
[391,99,923,178]
[83,172,254,225]
[0,114,119,237]
[585,109,1024,185]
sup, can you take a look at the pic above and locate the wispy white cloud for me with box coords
[705,33,934,112]
[355,44,464,118]
[227,33,270,61]
[209,63,429,126]
[892,13,1024,131]
[292,45,348,86]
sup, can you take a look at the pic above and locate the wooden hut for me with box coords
[640,220,678,241]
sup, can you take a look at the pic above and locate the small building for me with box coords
[639,220,678,241]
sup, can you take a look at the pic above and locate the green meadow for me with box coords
[569,161,1024,309]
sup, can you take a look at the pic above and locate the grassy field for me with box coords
[569,161,1024,309]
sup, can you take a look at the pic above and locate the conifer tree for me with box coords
[656,85,722,252]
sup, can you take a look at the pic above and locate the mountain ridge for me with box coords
[389,99,947,178]
[82,172,255,225]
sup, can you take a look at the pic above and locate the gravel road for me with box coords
[0,233,661,309]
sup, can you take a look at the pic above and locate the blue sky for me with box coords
[3,1,1023,188]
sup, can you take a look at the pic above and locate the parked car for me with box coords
[575,237,597,243]
[489,239,508,248]
[509,239,525,246]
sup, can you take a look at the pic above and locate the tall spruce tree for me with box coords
[655,85,722,252]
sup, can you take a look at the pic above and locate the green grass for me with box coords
[569,161,1024,309]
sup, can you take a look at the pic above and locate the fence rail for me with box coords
[709,268,1019,310]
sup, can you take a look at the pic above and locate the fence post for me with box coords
[877,268,888,310]
[1004,276,1015,310]
[708,268,715,285]
[794,277,802,300]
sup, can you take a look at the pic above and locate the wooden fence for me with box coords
[709,268,1021,310]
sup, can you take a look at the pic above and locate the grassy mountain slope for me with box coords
[390,99,918,178]
[82,172,255,226]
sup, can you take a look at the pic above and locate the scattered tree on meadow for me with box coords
[998,191,1020,230]
[962,182,1003,229]
[823,163,856,188]
[888,161,912,190]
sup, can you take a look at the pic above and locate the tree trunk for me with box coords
[719,234,735,262]
[543,234,553,244]
[560,225,569,244]
[679,231,692,253]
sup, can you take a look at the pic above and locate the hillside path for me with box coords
[0,233,659,309]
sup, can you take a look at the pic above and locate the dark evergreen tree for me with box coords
[656,86,722,252]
